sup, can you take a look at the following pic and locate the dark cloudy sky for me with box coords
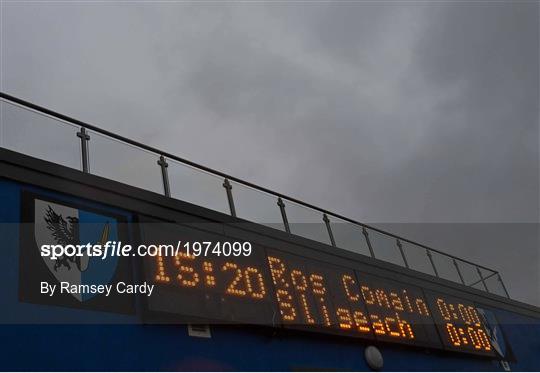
[1,2,539,305]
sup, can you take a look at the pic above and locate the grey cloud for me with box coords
[1,2,538,304]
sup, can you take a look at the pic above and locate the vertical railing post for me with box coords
[277,198,291,233]
[223,178,236,217]
[453,259,465,285]
[426,249,439,277]
[497,274,510,298]
[322,214,336,247]
[396,239,409,268]
[157,155,170,197]
[476,267,489,292]
[76,127,90,173]
[362,227,375,258]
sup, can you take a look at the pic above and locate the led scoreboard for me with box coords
[140,220,498,357]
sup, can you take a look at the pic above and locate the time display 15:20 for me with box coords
[140,222,496,357]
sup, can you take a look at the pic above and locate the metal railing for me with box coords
[0,92,510,298]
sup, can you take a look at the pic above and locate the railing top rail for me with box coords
[0,91,499,274]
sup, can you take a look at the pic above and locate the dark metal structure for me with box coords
[0,91,510,298]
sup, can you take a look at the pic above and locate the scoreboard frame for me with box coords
[137,216,500,358]
[2,147,531,363]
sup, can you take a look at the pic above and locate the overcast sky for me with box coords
[1,2,539,305]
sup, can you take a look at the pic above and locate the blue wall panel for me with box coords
[1,179,539,371]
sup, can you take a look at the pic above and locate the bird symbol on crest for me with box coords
[43,205,109,272]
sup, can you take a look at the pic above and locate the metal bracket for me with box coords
[187,324,211,338]
[76,127,90,173]
[397,239,409,268]
[426,249,439,278]
[223,178,236,217]
[498,274,510,298]
[277,198,291,233]
[453,259,466,285]
[362,227,375,258]
[476,267,489,292]
[157,155,170,197]
[322,213,336,247]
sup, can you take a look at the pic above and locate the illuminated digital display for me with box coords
[355,273,441,348]
[141,223,276,325]
[265,249,375,339]
[141,222,499,357]
[425,291,494,355]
